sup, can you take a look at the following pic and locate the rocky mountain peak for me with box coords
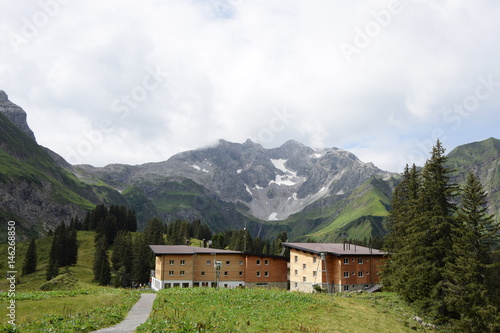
[0,90,8,102]
[0,90,36,141]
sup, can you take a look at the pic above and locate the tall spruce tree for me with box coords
[93,235,111,285]
[132,233,151,285]
[382,164,420,291]
[383,141,460,322]
[111,231,134,287]
[22,237,37,276]
[443,172,500,332]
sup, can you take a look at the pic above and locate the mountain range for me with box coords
[1,90,499,242]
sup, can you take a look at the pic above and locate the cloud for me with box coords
[1,0,499,171]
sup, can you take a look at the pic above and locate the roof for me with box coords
[283,243,387,256]
[149,245,241,255]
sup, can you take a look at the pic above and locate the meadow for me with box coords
[0,232,440,332]
[137,288,435,333]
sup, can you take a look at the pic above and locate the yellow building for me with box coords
[284,243,386,293]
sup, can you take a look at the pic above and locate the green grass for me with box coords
[0,231,98,291]
[0,288,140,332]
[137,288,434,332]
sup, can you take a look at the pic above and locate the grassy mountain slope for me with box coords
[123,178,271,236]
[275,176,394,242]
[0,112,125,239]
[446,137,500,223]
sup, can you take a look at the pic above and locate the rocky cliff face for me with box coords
[0,90,36,141]
[77,139,396,221]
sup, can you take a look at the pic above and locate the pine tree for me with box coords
[144,218,165,245]
[443,172,500,331]
[132,234,151,285]
[22,238,37,276]
[93,235,111,285]
[111,231,133,287]
[46,256,59,281]
[382,164,420,291]
[383,141,460,322]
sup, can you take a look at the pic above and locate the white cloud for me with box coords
[1,0,499,171]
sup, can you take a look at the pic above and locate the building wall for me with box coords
[289,249,385,293]
[153,252,288,290]
[245,255,288,283]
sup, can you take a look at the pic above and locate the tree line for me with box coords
[383,141,500,332]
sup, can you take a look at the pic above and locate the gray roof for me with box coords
[149,245,241,255]
[283,243,386,256]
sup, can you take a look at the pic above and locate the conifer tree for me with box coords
[111,231,133,287]
[46,256,59,281]
[144,218,165,245]
[382,164,420,291]
[22,237,37,276]
[443,172,500,331]
[132,233,151,285]
[93,235,111,285]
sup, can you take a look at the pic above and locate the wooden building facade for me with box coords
[283,243,386,293]
[150,245,288,291]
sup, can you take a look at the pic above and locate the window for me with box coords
[180,270,185,276]
[313,271,317,277]
[206,260,211,265]
[343,285,349,291]
[169,260,175,265]
[294,269,298,275]
[352,272,355,276]
[169,271,174,276]
[239,261,244,265]
[344,258,349,264]
[201,271,205,276]
[264,271,269,277]
[294,282,298,288]
[313,257,317,264]
[303,263,306,270]
[352,259,355,262]
[256,271,261,277]
[180,260,185,265]
[366,271,370,276]
[358,271,364,277]
[358,258,363,264]
[303,276,306,282]
[239,271,243,276]
[376,258,379,262]
[343,272,349,278]
[224,271,228,276]
[226,261,230,265]
[294,255,298,263]
[264,259,269,265]
[256,259,261,265]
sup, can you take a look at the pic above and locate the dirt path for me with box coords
[91,293,157,333]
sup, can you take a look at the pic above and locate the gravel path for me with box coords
[91,293,157,333]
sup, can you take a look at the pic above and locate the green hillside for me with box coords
[0,112,130,238]
[446,137,500,223]
[124,178,271,235]
[274,176,393,242]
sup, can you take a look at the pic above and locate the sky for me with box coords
[1,0,499,172]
